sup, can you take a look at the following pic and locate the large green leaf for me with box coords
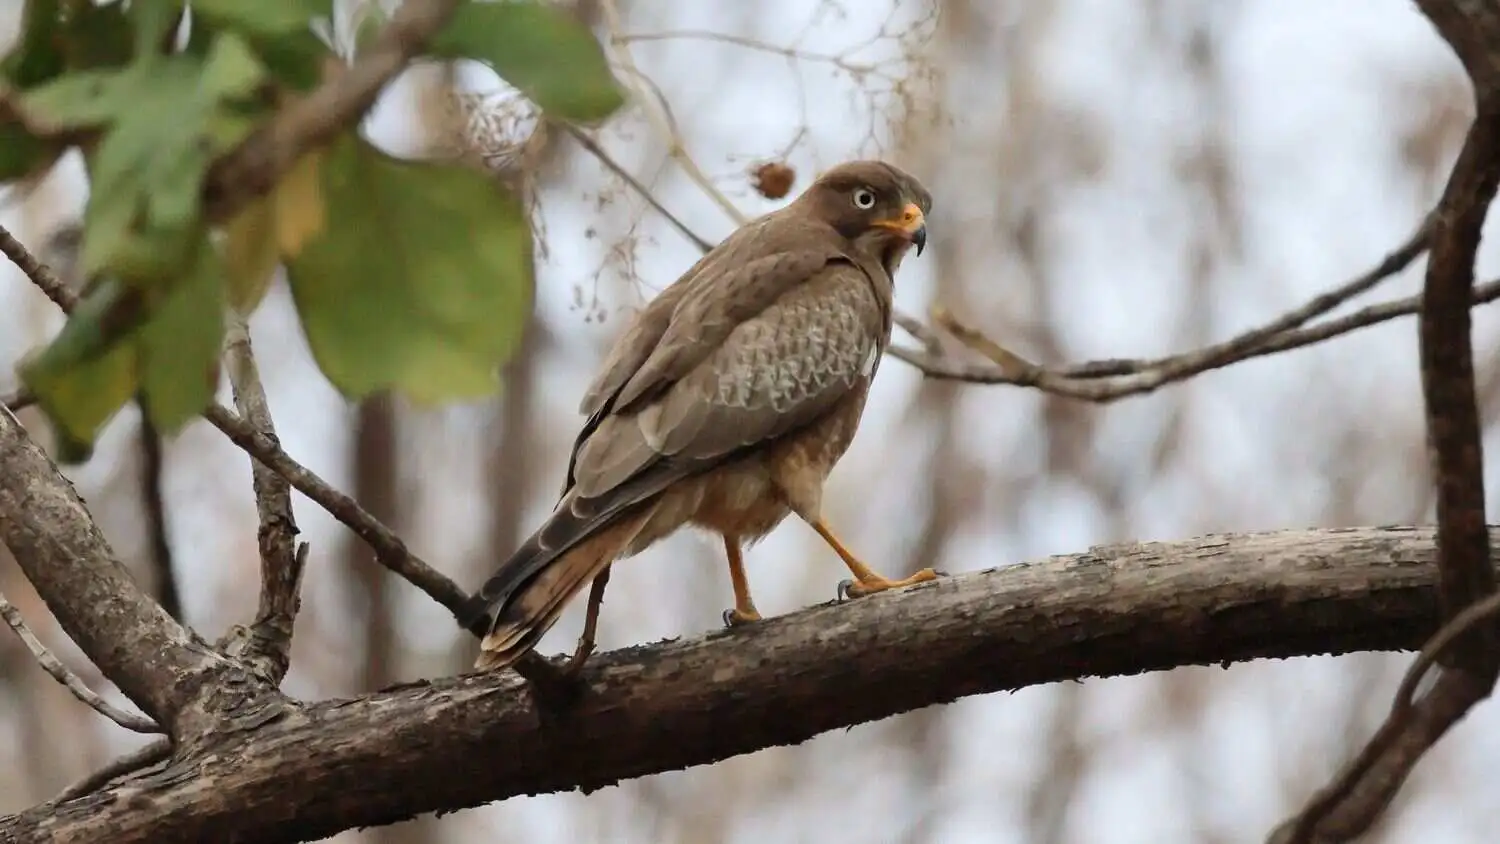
[285,134,533,402]
[431,1,625,123]
[134,238,227,430]
[21,234,227,458]
[22,32,267,281]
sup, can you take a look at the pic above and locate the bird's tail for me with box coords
[469,504,655,672]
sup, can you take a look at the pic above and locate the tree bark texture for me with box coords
[0,525,1481,843]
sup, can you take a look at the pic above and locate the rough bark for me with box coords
[0,408,221,729]
[0,525,1483,844]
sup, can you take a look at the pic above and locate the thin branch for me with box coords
[0,588,160,734]
[891,217,1434,399]
[562,124,713,252]
[598,0,749,227]
[0,222,75,310]
[0,525,1487,844]
[136,411,181,621]
[3,388,35,412]
[220,310,304,684]
[1394,590,1500,713]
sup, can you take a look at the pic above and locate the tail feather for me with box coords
[473,505,655,671]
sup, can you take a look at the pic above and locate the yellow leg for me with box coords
[722,536,763,627]
[811,518,939,598]
[565,566,611,676]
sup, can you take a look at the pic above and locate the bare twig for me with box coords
[893,217,1433,399]
[3,388,35,412]
[0,223,75,310]
[0,588,161,733]
[220,311,305,683]
[598,0,748,227]
[563,124,713,252]
[136,412,181,621]
[1393,590,1500,713]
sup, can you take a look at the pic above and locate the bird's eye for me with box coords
[852,187,877,209]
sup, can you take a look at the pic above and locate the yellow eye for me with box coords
[852,187,877,209]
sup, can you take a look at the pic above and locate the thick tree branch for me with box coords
[0,406,220,728]
[1418,121,1500,654]
[0,525,1484,844]
[1273,4,1500,839]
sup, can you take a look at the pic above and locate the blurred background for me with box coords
[5,0,1500,841]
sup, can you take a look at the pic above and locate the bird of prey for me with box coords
[465,160,938,672]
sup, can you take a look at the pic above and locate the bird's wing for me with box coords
[561,212,841,492]
[571,259,886,498]
[577,213,796,419]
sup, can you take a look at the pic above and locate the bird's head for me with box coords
[797,160,932,272]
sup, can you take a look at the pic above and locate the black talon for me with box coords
[836,578,855,601]
[722,608,737,629]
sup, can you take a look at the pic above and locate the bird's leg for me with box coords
[564,565,612,676]
[721,536,763,627]
[810,518,940,599]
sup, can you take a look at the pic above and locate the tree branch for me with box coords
[220,311,305,684]
[0,525,1484,844]
[0,587,160,733]
[889,218,1435,399]
[1272,3,1500,839]
[0,405,219,728]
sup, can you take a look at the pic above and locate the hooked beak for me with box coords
[873,202,928,256]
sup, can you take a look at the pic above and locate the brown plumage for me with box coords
[464,160,938,671]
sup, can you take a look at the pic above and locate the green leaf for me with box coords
[135,238,226,430]
[431,1,625,123]
[20,279,147,451]
[2,0,65,88]
[127,0,180,61]
[21,234,227,456]
[20,67,134,129]
[190,0,328,36]
[198,30,269,99]
[248,29,329,90]
[286,134,533,402]
[224,148,327,312]
[23,34,268,281]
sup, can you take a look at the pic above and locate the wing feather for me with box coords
[570,262,884,498]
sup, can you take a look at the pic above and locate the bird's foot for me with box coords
[837,567,943,600]
[722,606,764,628]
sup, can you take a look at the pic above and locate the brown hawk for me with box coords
[466,160,938,671]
